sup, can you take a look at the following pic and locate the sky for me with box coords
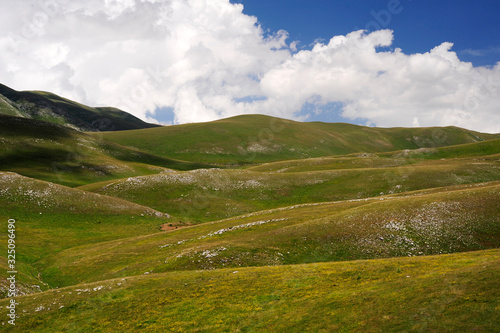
[0,0,499,133]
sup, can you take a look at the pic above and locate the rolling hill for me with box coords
[33,181,500,288]
[79,143,500,223]
[248,138,500,172]
[0,114,211,186]
[96,114,500,164]
[0,171,172,297]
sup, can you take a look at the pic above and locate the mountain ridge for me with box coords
[0,83,160,132]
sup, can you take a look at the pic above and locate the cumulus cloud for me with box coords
[261,30,500,133]
[0,0,499,132]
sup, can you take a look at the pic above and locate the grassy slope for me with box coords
[0,114,210,187]
[0,94,21,117]
[0,171,172,297]
[96,114,500,164]
[1,249,498,332]
[35,182,500,287]
[79,154,500,223]
[248,138,500,173]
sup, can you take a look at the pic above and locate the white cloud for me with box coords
[0,0,499,133]
[260,31,500,133]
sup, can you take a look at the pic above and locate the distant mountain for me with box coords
[0,83,160,131]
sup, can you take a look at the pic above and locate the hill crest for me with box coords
[97,113,500,164]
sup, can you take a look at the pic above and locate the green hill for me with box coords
[0,114,210,186]
[80,151,500,223]
[0,171,172,297]
[96,114,500,164]
[0,83,160,131]
[0,171,171,259]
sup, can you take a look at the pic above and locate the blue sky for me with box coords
[1,0,499,132]
[232,0,500,67]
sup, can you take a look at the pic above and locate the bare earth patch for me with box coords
[160,223,185,231]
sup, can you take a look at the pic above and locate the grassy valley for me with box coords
[31,181,500,288]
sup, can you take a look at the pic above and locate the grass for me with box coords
[32,181,500,288]
[0,94,21,117]
[1,249,498,332]
[96,114,500,164]
[0,171,173,296]
[79,155,500,223]
[0,112,498,331]
[0,114,211,187]
[248,138,500,173]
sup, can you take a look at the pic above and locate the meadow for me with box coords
[0,250,498,332]
[0,111,498,331]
